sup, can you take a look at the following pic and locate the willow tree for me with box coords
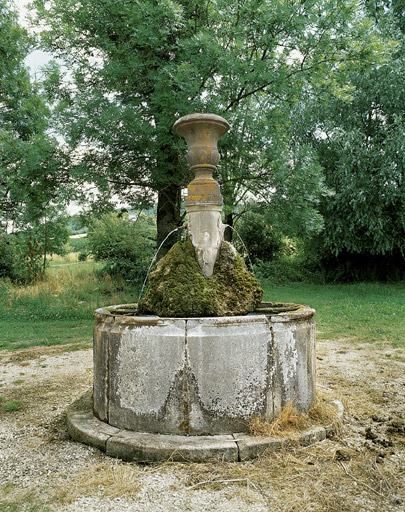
[289,2,405,279]
[32,0,377,252]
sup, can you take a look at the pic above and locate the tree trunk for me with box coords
[156,183,182,260]
[223,211,234,242]
[43,219,47,273]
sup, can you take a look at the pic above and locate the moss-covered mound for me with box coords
[138,240,263,317]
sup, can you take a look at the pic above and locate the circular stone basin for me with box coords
[93,302,316,436]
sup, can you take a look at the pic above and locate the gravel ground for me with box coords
[0,340,404,512]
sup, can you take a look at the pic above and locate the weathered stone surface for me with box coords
[138,239,263,317]
[108,319,186,434]
[186,203,224,277]
[174,113,230,277]
[67,392,119,451]
[93,320,111,422]
[299,426,327,445]
[234,426,326,461]
[93,305,316,436]
[68,393,343,462]
[186,316,270,434]
[233,433,283,460]
[106,431,238,463]
[68,393,342,462]
[270,318,316,418]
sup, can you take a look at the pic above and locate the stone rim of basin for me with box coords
[95,302,315,320]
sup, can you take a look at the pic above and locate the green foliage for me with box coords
[0,0,75,240]
[78,250,88,261]
[0,214,71,283]
[291,4,405,275]
[0,234,16,279]
[87,212,156,284]
[0,232,39,283]
[68,214,87,235]
[254,258,315,285]
[250,235,326,284]
[2,400,22,412]
[67,236,88,253]
[233,207,290,263]
[31,0,378,247]
[31,214,71,256]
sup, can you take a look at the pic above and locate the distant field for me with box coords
[0,254,403,350]
[0,256,139,351]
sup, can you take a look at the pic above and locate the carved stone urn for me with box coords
[173,113,230,277]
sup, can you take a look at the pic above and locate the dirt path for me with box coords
[0,340,404,512]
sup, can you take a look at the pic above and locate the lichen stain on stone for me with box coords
[138,239,263,318]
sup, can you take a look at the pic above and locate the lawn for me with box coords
[262,280,405,346]
[0,255,403,350]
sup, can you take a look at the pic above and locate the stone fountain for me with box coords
[67,114,328,463]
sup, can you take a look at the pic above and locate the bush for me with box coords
[0,216,71,283]
[321,251,405,283]
[78,250,88,261]
[252,237,326,284]
[87,212,156,284]
[68,236,88,253]
[233,210,285,264]
[0,233,42,283]
[0,234,16,279]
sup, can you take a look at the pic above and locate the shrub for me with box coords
[78,250,88,261]
[67,236,88,253]
[233,210,286,264]
[0,215,71,283]
[0,234,17,279]
[0,233,42,283]
[87,212,156,284]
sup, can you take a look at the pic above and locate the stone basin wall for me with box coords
[93,303,316,436]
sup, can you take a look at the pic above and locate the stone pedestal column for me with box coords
[173,113,230,277]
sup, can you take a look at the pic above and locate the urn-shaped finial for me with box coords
[174,113,230,277]
[173,113,230,170]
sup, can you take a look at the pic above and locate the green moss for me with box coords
[138,240,263,317]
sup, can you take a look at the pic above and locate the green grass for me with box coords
[0,255,403,351]
[1,400,22,412]
[0,256,140,351]
[0,319,93,350]
[262,281,405,346]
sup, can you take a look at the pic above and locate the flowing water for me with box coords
[138,225,185,301]
[224,224,255,273]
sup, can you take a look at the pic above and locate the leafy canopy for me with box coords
[31,0,380,245]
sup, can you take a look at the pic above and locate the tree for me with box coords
[292,4,405,279]
[31,0,375,254]
[0,0,73,227]
[0,0,74,280]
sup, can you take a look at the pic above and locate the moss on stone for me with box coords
[138,240,263,317]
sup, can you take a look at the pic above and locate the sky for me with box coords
[13,0,53,77]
